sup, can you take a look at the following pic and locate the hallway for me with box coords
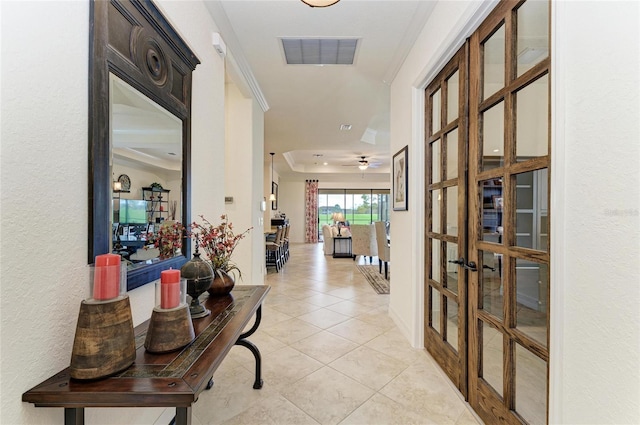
[188,243,482,424]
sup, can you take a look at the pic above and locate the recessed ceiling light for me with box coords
[340,124,352,131]
[323,162,328,166]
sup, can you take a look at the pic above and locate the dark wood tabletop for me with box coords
[23,285,270,411]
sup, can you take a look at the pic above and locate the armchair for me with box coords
[350,224,377,263]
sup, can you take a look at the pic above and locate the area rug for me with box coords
[356,265,390,294]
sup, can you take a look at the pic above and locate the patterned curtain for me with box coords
[305,180,319,243]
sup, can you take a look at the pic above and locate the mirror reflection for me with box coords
[110,74,183,269]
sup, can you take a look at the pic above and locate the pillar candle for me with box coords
[160,269,181,309]
[94,253,121,300]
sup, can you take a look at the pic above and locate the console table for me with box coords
[22,285,270,425]
[333,236,352,258]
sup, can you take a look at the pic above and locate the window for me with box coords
[317,189,390,238]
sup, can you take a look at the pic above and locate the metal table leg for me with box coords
[234,305,264,389]
[64,408,84,425]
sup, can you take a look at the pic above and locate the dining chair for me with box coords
[265,226,283,272]
[350,224,377,263]
[374,221,390,279]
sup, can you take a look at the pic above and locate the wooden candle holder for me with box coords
[70,296,135,380]
[144,304,195,353]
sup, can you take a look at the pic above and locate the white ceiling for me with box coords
[212,0,436,182]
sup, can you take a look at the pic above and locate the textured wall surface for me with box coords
[1,2,90,424]
[389,0,484,347]
[0,1,232,423]
[552,1,640,423]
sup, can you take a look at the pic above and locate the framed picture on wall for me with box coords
[393,146,408,211]
[271,182,278,210]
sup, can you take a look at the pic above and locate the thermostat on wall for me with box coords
[224,196,233,204]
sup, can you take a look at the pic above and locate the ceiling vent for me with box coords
[281,38,358,65]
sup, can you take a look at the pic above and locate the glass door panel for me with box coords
[482,101,505,171]
[446,129,459,180]
[430,286,441,334]
[432,190,441,233]
[516,74,549,161]
[515,169,548,251]
[516,0,549,77]
[516,261,548,347]
[515,343,548,425]
[431,239,441,284]
[447,70,460,123]
[446,298,459,352]
[480,250,504,319]
[432,89,442,133]
[318,190,391,236]
[483,25,505,100]
[445,241,459,292]
[432,139,441,183]
[481,179,503,243]
[481,320,504,397]
[445,187,458,236]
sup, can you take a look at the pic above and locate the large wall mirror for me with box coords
[89,0,199,290]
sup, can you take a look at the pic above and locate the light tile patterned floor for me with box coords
[188,242,482,425]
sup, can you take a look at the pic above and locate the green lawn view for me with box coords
[320,213,380,225]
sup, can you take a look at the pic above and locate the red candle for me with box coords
[160,269,181,309]
[93,253,121,300]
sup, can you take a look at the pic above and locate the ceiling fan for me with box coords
[342,156,379,170]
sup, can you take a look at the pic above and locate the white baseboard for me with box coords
[388,304,418,348]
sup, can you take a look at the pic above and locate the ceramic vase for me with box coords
[208,269,235,296]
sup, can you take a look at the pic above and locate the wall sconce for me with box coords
[113,181,122,192]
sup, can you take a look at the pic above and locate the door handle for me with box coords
[448,257,478,272]
[463,261,478,272]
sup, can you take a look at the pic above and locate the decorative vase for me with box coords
[180,246,213,318]
[208,269,235,296]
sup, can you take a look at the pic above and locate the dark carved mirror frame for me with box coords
[89,0,199,291]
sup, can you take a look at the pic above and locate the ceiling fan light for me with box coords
[358,164,368,171]
[301,0,340,7]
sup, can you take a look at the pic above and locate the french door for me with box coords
[425,1,550,423]
[425,46,469,396]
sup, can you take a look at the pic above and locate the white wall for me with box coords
[1,2,91,423]
[550,1,640,423]
[0,1,261,423]
[278,180,306,243]
[389,0,640,423]
[225,82,265,283]
[389,0,488,347]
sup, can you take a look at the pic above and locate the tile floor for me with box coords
[183,242,483,425]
